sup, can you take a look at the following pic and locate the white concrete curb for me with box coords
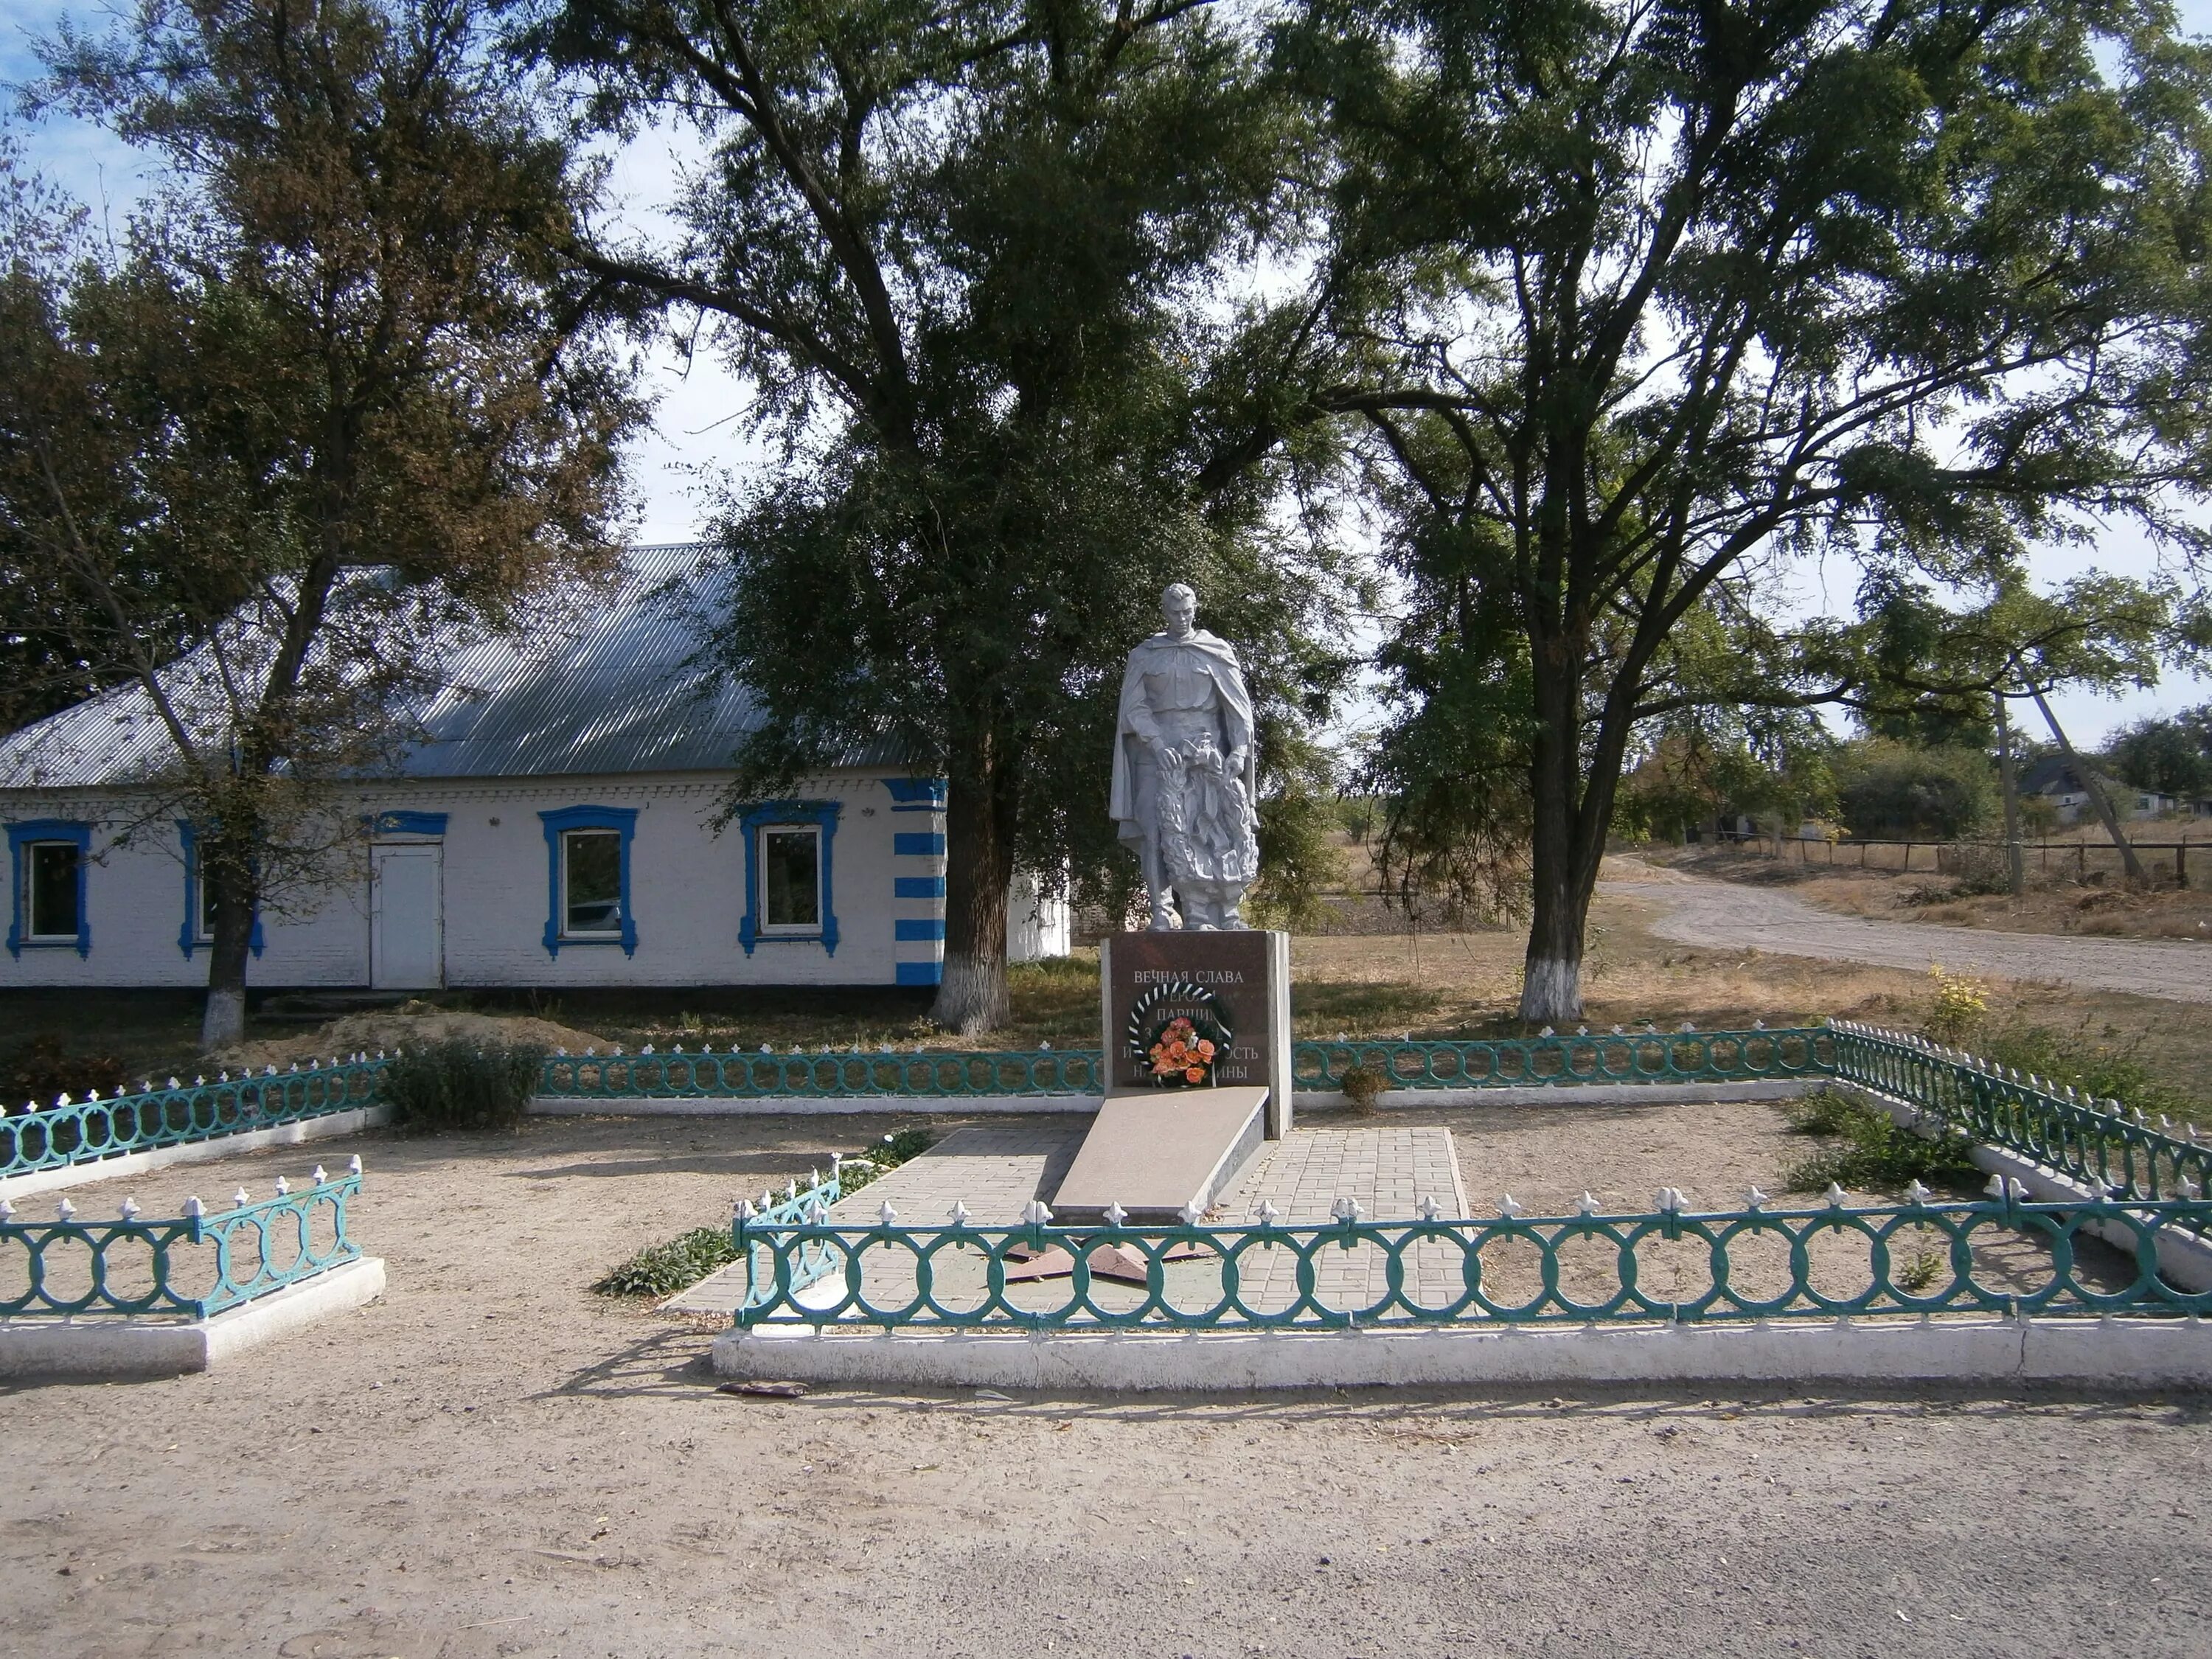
[0,1256,386,1382]
[712,1312,2212,1391]
[0,1107,392,1202]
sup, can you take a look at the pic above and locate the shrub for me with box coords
[1975,1021,2188,1121]
[592,1227,738,1298]
[1832,742,1994,839]
[1924,966,1989,1045]
[1340,1065,1390,1113]
[1782,1089,1976,1194]
[383,1040,543,1133]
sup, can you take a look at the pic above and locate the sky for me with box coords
[5,1,2211,751]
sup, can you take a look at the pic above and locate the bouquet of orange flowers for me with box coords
[1147,1016,1217,1085]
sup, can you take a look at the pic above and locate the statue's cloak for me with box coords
[1109,629,1258,844]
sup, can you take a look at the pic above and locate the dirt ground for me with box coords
[7,1109,2208,1658]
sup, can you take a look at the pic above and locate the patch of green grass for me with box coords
[594,1128,936,1298]
[591,1228,739,1298]
[1782,1088,1977,1195]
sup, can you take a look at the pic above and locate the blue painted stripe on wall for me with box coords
[881,776,948,811]
[893,832,945,857]
[896,961,942,987]
[894,919,946,942]
[894,875,946,900]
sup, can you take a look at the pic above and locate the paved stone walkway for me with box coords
[1608,872,2212,1002]
[670,1124,1474,1318]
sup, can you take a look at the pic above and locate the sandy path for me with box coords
[5,1110,2205,1657]
[1607,871,2212,1001]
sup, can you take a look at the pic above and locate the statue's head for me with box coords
[1161,582,1197,639]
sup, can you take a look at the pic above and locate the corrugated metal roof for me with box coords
[0,543,896,789]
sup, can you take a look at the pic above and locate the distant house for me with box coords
[0,544,1068,992]
[2014,756,2177,824]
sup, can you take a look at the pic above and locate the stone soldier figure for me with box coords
[1109,583,1261,929]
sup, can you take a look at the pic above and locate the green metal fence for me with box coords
[7,1023,2203,1225]
[730,1187,2212,1329]
[538,1045,1103,1102]
[1,1057,386,1183]
[1291,1026,1832,1090]
[1829,1023,2210,1232]
[0,1162,364,1318]
[731,1168,846,1312]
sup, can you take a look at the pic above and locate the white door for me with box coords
[371,844,443,990]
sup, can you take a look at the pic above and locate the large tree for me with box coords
[1281,0,2212,1019]
[535,0,1355,1032]
[5,0,640,1046]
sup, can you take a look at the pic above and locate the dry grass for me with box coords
[1643,843,2212,942]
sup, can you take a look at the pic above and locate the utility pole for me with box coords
[2027,684,2147,886]
[1993,689,2025,898]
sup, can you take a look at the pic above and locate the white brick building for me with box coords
[0,547,1068,991]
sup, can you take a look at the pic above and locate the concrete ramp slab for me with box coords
[1050,1087,1267,1225]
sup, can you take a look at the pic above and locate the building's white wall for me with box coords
[1008,872,1071,962]
[0,771,964,989]
[0,808,370,990]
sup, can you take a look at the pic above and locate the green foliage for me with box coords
[538,0,1354,1028]
[1248,731,1349,931]
[1276,0,2212,1019]
[1976,1023,2190,1124]
[2104,709,2212,801]
[1782,1091,1977,1195]
[9,0,640,1045]
[591,1227,738,1298]
[594,1128,936,1294]
[1832,741,1995,840]
[832,1126,936,1197]
[384,1041,543,1133]
[1615,710,1837,844]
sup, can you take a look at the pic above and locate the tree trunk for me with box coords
[2028,686,2146,884]
[199,831,257,1051]
[931,743,1017,1035]
[1993,690,2025,897]
[1518,656,1601,1023]
[1520,845,1587,1023]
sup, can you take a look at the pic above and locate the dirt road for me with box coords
[4,1111,2208,1658]
[1607,870,2212,1002]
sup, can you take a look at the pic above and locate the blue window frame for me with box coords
[176,821,265,960]
[7,820,92,959]
[539,806,639,957]
[737,800,840,956]
[880,777,947,812]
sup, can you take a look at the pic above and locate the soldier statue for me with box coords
[1108,583,1261,930]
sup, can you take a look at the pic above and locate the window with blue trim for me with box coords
[738,801,840,955]
[7,820,92,959]
[539,806,639,956]
[177,822,265,960]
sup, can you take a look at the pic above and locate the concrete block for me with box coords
[0,1256,385,1382]
[711,1312,2212,1392]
